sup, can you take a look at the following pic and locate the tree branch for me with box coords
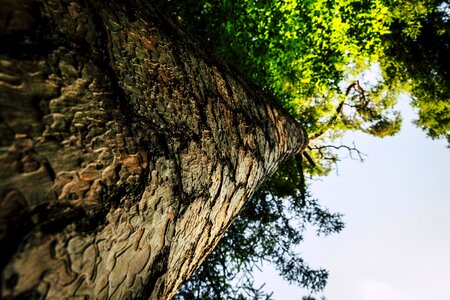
[310,144,366,162]
[309,80,367,141]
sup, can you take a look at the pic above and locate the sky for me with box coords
[254,97,450,299]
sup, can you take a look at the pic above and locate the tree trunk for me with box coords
[0,0,307,299]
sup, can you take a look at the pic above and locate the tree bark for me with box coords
[0,0,307,299]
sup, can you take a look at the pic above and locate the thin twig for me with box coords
[310,143,366,161]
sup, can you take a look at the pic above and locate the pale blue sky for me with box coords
[254,97,450,299]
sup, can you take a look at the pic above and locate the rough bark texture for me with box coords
[0,0,307,299]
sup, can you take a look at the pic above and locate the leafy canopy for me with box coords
[156,0,450,298]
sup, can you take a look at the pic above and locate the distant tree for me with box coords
[379,0,450,145]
